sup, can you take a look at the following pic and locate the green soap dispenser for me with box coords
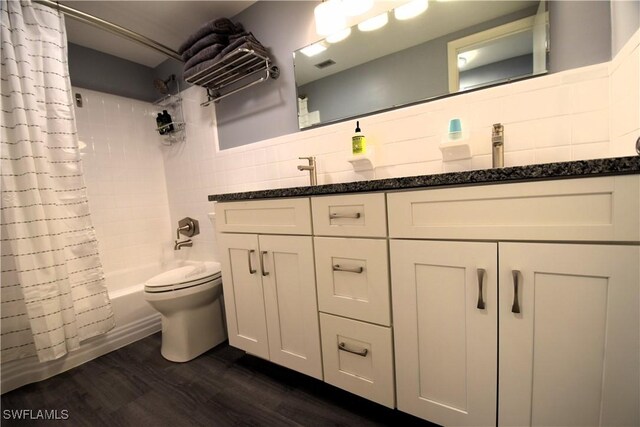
[352,121,366,155]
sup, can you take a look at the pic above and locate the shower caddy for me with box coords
[184,48,280,107]
[153,76,186,145]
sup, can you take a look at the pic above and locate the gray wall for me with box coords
[215,1,319,149]
[299,7,537,126]
[611,0,640,55]
[67,43,158,102]
[548,1,611,73]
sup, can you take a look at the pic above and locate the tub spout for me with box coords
[174,239,193,250]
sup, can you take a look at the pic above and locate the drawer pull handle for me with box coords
[477,268,486,310]
[338,342,368,357]
[247,250,256,275]
[330,212,361,219]
[512,270,521,314]
[332,264,364,274]
[260,251,269,276]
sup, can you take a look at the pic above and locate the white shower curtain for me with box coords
[1,1,114,363]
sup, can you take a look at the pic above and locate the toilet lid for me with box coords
[145,261,221,293]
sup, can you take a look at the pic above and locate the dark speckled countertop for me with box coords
[208,156,640,202]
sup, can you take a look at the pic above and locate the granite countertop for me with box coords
[208,156,640,202]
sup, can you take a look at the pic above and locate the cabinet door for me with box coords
[259,235,323,379]
[499,243,639,427]
[217,233,269,359]
[391,240,497,427]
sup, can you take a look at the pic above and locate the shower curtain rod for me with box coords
[34,0,183,62]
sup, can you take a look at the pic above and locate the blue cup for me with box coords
[448,118,462,140]
[449,118,462,134]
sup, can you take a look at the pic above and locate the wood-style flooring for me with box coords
[1,333,439,426]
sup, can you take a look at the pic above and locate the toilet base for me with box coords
[160,298,227,362]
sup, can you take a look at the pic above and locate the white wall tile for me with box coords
[571,110,609,145]
[572,141,610,161]
[74,87,173,282]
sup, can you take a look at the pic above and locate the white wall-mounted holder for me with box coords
[439,137,472,162]
[348,147,375,172]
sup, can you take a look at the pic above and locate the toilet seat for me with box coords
[145,261,222,293]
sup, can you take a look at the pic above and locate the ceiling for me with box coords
[61,1,255,68]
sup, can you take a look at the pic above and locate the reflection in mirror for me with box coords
[294,0,549,130]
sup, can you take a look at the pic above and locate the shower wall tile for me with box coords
[74,88,173,279]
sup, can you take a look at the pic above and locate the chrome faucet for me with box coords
[174,217,199,250]
[297,156,317,186]
[174,239,193,250]
[492,123,504,168]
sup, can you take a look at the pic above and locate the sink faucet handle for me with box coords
[298,156,315,164]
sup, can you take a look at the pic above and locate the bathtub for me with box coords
[1,263,163,393]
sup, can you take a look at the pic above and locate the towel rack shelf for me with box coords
[184,48,279,107]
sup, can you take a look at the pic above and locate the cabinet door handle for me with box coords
[247,249,256,275]
[512,270,521,314]
[260,251,269,276]
[332,264,364,274]
[477,268,486,310]
[330,212,361,219]
[338,342,368,357]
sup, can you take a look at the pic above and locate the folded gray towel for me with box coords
[217,33,266,59]
[177,18,243,55]
[182,33,229,61]
[184,43,226,70]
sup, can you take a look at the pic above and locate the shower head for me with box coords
[153,74,175,95]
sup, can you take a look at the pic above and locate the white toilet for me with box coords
[144,261,227,362]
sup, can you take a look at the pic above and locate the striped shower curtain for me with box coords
[1,1,114,363]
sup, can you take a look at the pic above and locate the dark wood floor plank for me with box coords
[2,333,438,427]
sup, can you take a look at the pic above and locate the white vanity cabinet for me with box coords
[388,175,640,427]
[498,242,639,427]
[390,240,498,427]
[311,193,395,408]
[216,199,322,380]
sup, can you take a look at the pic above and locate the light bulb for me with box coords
[326,27,352,43]
[315,0,347,36]
[341,0,373,17]
[357,12,388,32]
[394,0,429,20]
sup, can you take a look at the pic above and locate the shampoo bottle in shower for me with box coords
[162,110,174,133]
[156,113,167,135]
[352,121,366,155]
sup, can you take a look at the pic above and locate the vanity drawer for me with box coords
[311,193,386,237]
[215,198,311,235]
[320,313,394,408]
[314,237,390,326]
[388,175,640,242]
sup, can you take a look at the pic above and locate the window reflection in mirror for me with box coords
[294,0,549,130]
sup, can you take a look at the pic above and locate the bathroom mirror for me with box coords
[294,0,548,129]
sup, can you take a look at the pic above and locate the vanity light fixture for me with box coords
[357,12,388,32]
[326,27,352,43]
[300,42,327,57]
[394,0,429,20]
[315,0,347,36]
[341,0,373,17]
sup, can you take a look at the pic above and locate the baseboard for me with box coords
[1,313,161,394]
